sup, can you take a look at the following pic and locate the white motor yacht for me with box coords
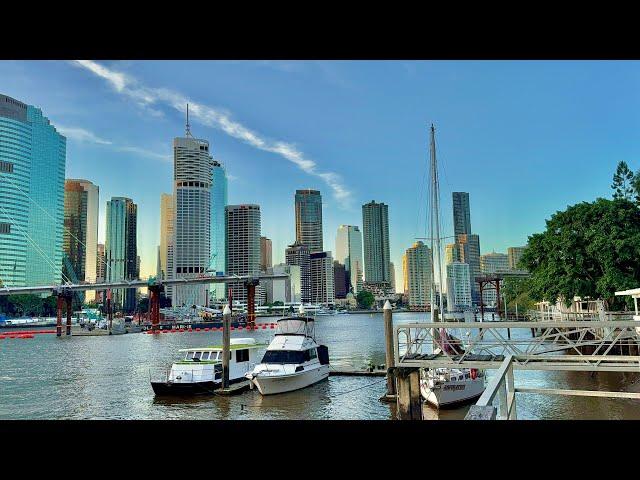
[151,338,262,395]
[246,312,329,395]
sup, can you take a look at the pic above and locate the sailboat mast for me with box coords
[430,124,445,316]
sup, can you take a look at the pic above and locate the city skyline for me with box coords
[2,61,638,286]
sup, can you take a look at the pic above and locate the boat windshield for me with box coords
[261,350,311,364]
[275,318,314,337]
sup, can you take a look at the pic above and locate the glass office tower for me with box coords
[210,160,228,301]
[0,94,65,287]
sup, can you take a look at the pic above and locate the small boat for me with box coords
[245,312,330,395]
[150,338,262,395]
[420,367,485,408]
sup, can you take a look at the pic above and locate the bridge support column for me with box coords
[394,367,422,420]
[245,279,259,330]
[56,295,64,337]
[65,295,72,335]
[106,289,113,331]
[148,285,162,332]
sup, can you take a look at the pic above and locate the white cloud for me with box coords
[71,60,353,207]
[57,125,112,145]
[59,124,170,162]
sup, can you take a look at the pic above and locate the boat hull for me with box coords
[420,378,485,408]
[250,365,329,395]
[151,380,219,396]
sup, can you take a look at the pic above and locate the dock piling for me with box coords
[383,300,396,399]
[222,304,231,389]
[395,367,422,420]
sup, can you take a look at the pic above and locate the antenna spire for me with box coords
[185,103,193,137]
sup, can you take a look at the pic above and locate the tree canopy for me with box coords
[521,198,640,308]
[356,290,375,309]
[611,161,636,201]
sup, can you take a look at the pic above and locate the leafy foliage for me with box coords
[501,276,536,311]
[356,290,375,309]
[521,198,640,309]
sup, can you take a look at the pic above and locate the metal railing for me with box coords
[395,321,640,372]
[466,355,516,420]
[464,354,640,420]
[149,366,221,384]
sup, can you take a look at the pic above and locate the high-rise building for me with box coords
[0,94,66,287]
[105,197,138,312]
[95,243,105,302]
[265,263,301,304]
[333,261,348,299]
[159,193,175,300]
[334,225,364,295]
[285,241,311,303]
[210,160,228,300]
[63,179,99,285]
[457,233,481,304]
[508,246,527,271]
[260,236,272,272]
[452,192,471,236]
[480,252,509,274]
[225,205,261,305]
[362,201,391,284]
[159,193,174,280]
[172,135,212,307]
[402,241,432,309]
[295,189,323,253]
[389,261,396,293]
[96,243,105,281]
[446,262,472,311]
[310,251,335,306]
[445,243,461,265]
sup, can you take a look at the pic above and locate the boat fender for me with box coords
[470,369,478,380]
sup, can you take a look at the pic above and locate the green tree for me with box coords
[356,290,375,309]
[501,276,536,312]
[612,161,635,200]
[521,198,640,309]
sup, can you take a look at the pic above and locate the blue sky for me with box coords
[1,60,639,282]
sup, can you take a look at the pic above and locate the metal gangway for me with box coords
[394,313,640,420]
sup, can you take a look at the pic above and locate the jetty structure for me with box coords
[381,285,640,420]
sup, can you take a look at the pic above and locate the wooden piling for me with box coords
[222,304,231,389]
[383,300,396,398]
[395,367,422,420]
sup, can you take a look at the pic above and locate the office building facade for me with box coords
[0,94,66,287]
[402,241,432,309]
[335,224,364,295]
[285,241,311,303]
[295,189,323,253]
[508,246,527,271]
[362,201,391,284]
[446,261,472,311]
[210,160,228,300]
[260,236,272,272]
[225,204,261,305]
[452,191,471,236]
[310,251,335,306]
[172,136,212,307]
[105,197,138,311]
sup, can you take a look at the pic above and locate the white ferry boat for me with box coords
[151,338,262,395]
[245,313,330,395]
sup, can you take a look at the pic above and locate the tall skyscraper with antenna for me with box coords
[171,104,212,307]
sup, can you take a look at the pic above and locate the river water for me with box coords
[1,312,639,420]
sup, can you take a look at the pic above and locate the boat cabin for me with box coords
[275,317,315,338]
[171,338,263,384]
